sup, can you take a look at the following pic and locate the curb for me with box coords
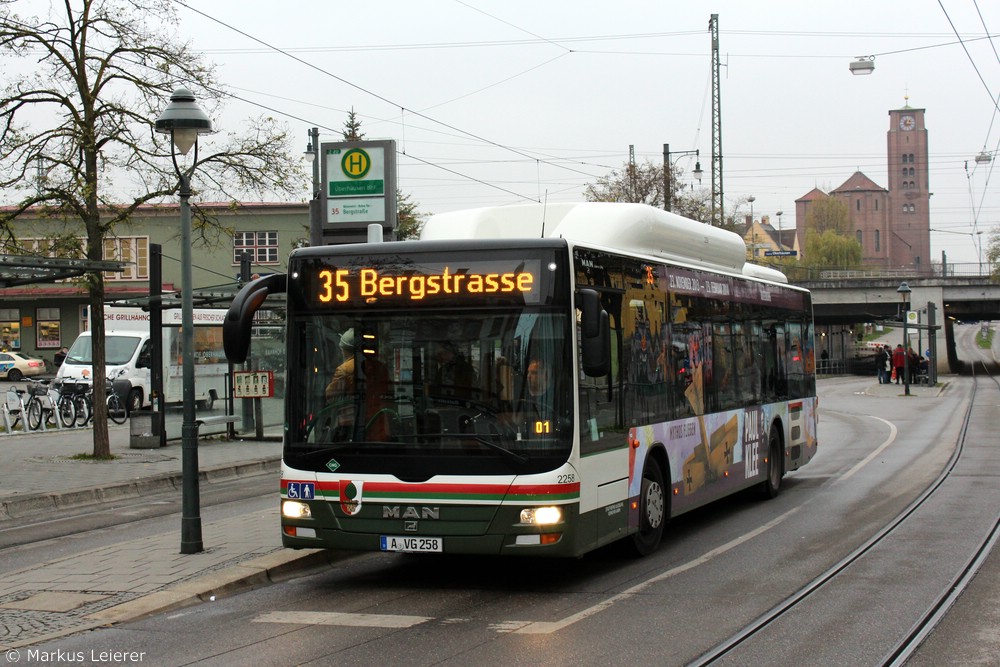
[0,456,281,522]
[84,549,340,625]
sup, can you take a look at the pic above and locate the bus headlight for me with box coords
[520,506,562,525]
[282,500,312,519]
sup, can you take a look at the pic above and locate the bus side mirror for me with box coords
[224,274,287,364]
[578,288,610,377]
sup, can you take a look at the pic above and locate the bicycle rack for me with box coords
[3,387,25,435]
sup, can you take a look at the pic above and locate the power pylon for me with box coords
[709,14,724,227]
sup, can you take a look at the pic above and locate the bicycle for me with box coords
[71,370,130,426]
[49,380,78,428]
[25,378,57,431]
[62,381,92,427]
[106,377,128,425]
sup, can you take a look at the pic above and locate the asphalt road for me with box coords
[24,373,990,666]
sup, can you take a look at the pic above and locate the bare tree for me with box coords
[0,0,304,457]
[584,159,710,223]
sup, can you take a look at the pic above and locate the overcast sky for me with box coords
[60,2,1000,263]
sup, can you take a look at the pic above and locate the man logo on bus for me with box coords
[340,480,364,515]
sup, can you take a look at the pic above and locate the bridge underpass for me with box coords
[798,275,1000,376]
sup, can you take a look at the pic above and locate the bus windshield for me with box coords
[287,308,572,479]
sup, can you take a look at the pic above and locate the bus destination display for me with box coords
[306,259,544,306]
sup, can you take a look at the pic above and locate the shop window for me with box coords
[36,307,61,349]
[0,308,21,350]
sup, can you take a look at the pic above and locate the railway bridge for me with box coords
[794,268,998,375]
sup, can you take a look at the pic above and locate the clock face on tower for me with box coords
[899,115,916,131]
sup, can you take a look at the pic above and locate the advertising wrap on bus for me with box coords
[55,307,228,410]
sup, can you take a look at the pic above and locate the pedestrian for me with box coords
[892,344,906,385]
[874,345,888,384]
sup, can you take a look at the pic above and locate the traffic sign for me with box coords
[319,139,398,239]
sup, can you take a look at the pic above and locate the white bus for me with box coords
[224,202,818,557]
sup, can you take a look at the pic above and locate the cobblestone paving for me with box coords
[0,590,142,644]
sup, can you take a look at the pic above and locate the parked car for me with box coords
[0,351,47,381]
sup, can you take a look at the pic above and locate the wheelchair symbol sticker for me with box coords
[286,482,315,500]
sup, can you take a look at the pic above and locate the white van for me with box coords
[56,330,152,412]
[55,307,228,411]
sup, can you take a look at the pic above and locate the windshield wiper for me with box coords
[436,432,529,465]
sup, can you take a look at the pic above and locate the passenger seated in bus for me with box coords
[432,340,478,398]
[325,329,390,441]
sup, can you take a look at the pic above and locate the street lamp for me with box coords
[775,210,784,250]
[897,281,912,396]
[155,87,214,554]
[850,56,875,75]
[663,143,703,212]
[305,127,321,246]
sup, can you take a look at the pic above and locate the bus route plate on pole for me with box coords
[233,370,274,398]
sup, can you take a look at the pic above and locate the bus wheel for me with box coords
[762,426,783,499]
[631,460,667,556]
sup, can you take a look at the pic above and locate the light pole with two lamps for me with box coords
[663,143,703,212]
[897,281,912,396]
[155,88,214,554]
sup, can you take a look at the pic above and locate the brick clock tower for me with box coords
[886,102,931,272]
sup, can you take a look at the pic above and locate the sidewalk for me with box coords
[0,424,334,650]
[862,377,946,398]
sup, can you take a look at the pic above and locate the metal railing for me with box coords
[777,261,998,282]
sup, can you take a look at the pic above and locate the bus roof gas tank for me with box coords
[421,202,748,274]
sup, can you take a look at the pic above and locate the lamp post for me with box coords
[976,230,984,276]
[155,88,214,554]
[663,143,703,212]
[775,210,784,250]
[305,127,321,247]
[897,281,912,396]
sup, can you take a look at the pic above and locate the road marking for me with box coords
[514,507,800,634]
[839,416,897,481]
[252,508,799,636]
[255,610,431,628]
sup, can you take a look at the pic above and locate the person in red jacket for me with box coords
[892,344,906,385]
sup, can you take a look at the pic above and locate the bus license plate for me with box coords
[380,535,443,553]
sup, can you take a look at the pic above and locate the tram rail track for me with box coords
[688,361,1000,667]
